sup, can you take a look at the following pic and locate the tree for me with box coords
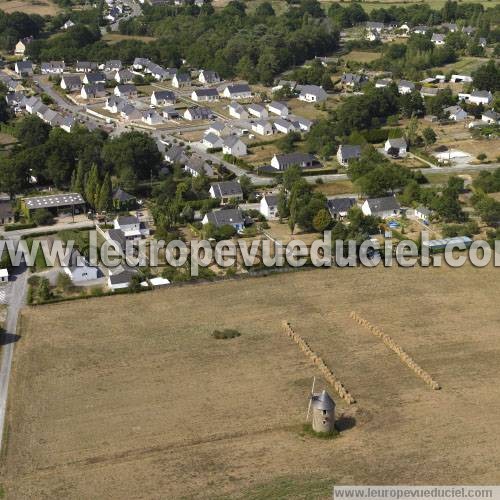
[37,277,51,302]
[85,163,100,209]
[472,60,500,93]
[312,208,331,232]
[422,127,437,149]
[404,116,420,146]
[239,175,254,200]
[15,115,50,148]
[97,172,112,212]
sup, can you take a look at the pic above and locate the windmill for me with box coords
[306,378,336,433]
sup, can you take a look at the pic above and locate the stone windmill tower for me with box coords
[307,379,336,433]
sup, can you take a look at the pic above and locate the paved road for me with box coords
[0,264,28,451]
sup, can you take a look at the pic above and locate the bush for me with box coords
[212,329,241,339]
[5,222,36,232]
[31,209,54,227]
[28,275,41,286]
[363,128,390,143]
[477,153,487,161]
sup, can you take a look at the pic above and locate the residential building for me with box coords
[142,110,163,125]
[202,208,245,232]
[327,198,356,220]
[203,132,223,149]
[83,72,106,84]
[444,105,467,121]
[247,103,268,119]
[114,215,149,240]
[228,101,248,119]
[185,157,214,177]
[184,106,213,121]
[172,73,191,88]
[222,136,247,157]
[384,138,408,157]
[14,61,33,76]
[209,181,244,203]
[151,90,176,106]
[336,144,361,166]
[297,85,327,102]
[191,88,219,102]
[14,37,33,56]
[267,101,289,117]
[221,84,252,100]
[260,194,279,220]
[431,33,445,45]
[80,83,106,99]
[251,120,273,136]
[114,84,137,98]
[270,152,316,171]
[60,74,82,92]
[198,70,220,84]
[41,61,65,74]
[482,110,500,124]
[398,80,415,94]
[75,61,98,73]
[63,250,99,282]
[274,118,297,134]
[361,196,401,218]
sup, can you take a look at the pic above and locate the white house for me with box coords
[251,120,273,136]
[337,144,361,166]
[14,37,33,56]
[260,194,279,220]
[221,84,252,100]
[202,208,245,232]
[41,61,65,74]
[198,69,220,84]
[82,72,106,84]
[64,251,99,282]
[271,152,316,171]
[384,137,408,157]
[444,105,467,121]
[274,118,296,134]
[297,85,327,103]
[60,74,82,92]
[114,69,134,83]
[468,90,493,106]
[431,33,445,45]
[81,83,106,100]
[203,132,223,149]
[114,84,137,98]
[222,136,247,157]
[184,107,212,121]
[451,74,473,83]
[482,110,500,124]
[228,101,248,119]
[151,90,176,106]
[327,198,356,221]
[362,196,401,218]
[142,110,163,125]
[398,80,415,94]
[105,96,123,113]
[209,181,244,203]
[114,215,149,240]
[14,61,33,76]
[172,73,191,88]
[415,206,432,222]
[247,103,268,119]
[62,19,75,30]
[191,88,219,102]
[267,101,289,117]
[0,269,8,283]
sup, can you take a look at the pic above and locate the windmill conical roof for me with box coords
[311,390,335,411]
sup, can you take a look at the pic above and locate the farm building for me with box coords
[422,236,473,252]
[22,193,85,219]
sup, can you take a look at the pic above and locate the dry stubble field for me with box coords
[2,263,500,498]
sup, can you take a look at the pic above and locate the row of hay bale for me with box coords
[282,321,356,404]
[349,312,440,391]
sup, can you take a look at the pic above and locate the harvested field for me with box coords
[342,50,381,63]
[3,263,500,498]
[0,0,60,15]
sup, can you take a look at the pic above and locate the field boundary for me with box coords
[281,321,356,404]
[349,311,440,390]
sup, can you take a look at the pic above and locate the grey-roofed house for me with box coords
[184,106,213,121]
[112,188,136,210]
[267,101,289,117]
[431,33,445,45]
[297,85,327,103]
[228,101,248,119]
[222,136,247,157]
[191,88,219,102]
[199,70,220,84]
[444,105,467,121]
[60,114,76,133]
[221,83,252,100]
[341,73,367,87]
[398,80,415,94]
[103,60,122,71]
[366,21,384,32]
[482,110,500,124]
[361,196,401,218]
[375,78,392,88]
[468,90,493,105]
[114,84,137,98]
[14,60,33,76]
[413,25,429,34]
[114,69,134,83]
[327,197,356,220]
[83,72,106,84]
[202,208,245,232]
[163,107,179,120]
[289,115,312,132]
[260,194,279,219]
[337,144,361,166]
[5,92,24,107]
[81,83,106,99]
[165,145,188,164]
[462,26,475,36]
[151,90,176,106]
[60,74,82,91]
[185,157,214,178]
[270,152,317,171]
[203,132,223,149]
[274,118,297,134]
[209,181,244,203]
[75,61,98,73]
[172,73,191,88]
[384,137,408,157]
[247,103,268,119]
[41,61,65,74]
